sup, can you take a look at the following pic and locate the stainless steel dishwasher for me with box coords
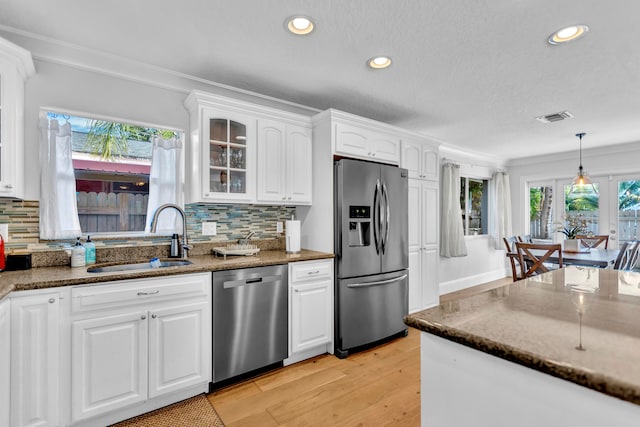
[212,264,288,384]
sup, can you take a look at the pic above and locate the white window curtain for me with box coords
[145,135,184,233]
[39,116,82,239]
[440,162,467,257]
[491,171,512,249]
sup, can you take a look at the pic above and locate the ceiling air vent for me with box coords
[535,111,574,123]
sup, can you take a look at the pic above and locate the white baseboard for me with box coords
[439,268,509,295]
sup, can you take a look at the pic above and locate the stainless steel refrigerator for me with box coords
[334,158,409,358]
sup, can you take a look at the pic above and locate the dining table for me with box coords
[529,248,619,268]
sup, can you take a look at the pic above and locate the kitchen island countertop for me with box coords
[405,266,640,406]
[0,249,333,300]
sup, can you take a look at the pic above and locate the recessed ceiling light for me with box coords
[368,56,392,69]
[286,16,314,35]
[548,25,589,45]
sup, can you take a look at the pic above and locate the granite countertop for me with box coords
[0,249,333,300]
[405,266,640,406]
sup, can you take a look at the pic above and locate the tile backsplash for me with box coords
[0,199,295,252]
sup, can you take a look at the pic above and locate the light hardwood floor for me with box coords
[207,277,512,426]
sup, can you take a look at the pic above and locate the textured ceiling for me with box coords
[1,0,639,161]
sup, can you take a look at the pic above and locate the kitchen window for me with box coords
[460,177,488,235]
[40,110,183,239]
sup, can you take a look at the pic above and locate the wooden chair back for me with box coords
[516,242,563,277]
[517,235,533,243]
[576,235,609,249]
[614,241,640,270]
[503,236,522,281]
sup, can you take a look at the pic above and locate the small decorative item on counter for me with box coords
[0,234,5,272]
[170,233,180,258]
[84,235,96,265]
[71,237,86,268]
[150,257,161,268]
[6,252,32,270]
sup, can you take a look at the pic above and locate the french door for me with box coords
[555,174,640,249]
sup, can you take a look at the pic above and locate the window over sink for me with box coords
[40,110,183,239]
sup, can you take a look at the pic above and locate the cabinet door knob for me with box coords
[141,315,147,320]
[48,298,55,304]
[151,314,157,319]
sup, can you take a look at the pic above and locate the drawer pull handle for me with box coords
[151,314,157,319]
[141,315,146,320]
[48,298,55,304]
[294,289,300,292]
[307,270,320,275]
[137,290,160,296]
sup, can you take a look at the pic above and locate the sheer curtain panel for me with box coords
[39,116,82,239]
[145,135,184,233]
[491,171,512,249]
[440,163,467,257]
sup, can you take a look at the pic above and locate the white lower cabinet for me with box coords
[0,298,11,427]
[10,288,68,427]
[287,260,334,364]
[70,273,211,425]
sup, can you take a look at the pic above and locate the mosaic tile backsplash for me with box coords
[0,199,296,252]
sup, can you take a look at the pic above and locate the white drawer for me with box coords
[71,272,211,313]
[290,260,333,283]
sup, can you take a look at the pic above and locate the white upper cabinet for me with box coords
[313,109,401,165]
[401,137,439,181]
[0,37,35,199]
[185,91,313,204]
[257,120,312,205]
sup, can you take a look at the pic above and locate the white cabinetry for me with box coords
[70,273,211,425]
[407,178,440,312]
[286,259,333,364]
[401,138,439,181]
[257,119,312,204]
[184,90,313,205]
[313,109,401,165]
[0,37,35,198]
[0,298,10,427]
[10,288,68,427]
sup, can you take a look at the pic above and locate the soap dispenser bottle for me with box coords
[170,233,180,258]
[84,235,96,265]
[71,237,86,268]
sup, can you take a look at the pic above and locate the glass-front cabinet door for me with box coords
[202,111,255,202]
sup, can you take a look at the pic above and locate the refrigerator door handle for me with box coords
[381,181,390,254]
[373,179,381,254]
[346,274,408,288]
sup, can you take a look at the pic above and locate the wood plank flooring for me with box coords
[207,329,421,426]
[207,276,512,426]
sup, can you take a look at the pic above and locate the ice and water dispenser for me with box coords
[348,206,371,247]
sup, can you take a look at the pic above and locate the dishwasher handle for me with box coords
[223,275,281,289]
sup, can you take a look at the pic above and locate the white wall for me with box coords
[438,146,509,293]
[507,141,640,239]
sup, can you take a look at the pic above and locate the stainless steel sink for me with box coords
[87,260,193,273]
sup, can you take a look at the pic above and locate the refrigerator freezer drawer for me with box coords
[336,270,408,355]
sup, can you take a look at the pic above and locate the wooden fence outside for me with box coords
[77,191,148,233]
[532,210,640,242]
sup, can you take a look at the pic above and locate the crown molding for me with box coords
[0,24,320,117]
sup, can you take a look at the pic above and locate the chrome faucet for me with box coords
[150,203,192,259]
[239,230,255,245]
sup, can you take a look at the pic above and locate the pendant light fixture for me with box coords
[570,132,596,194]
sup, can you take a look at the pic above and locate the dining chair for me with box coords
[516,242,563,278]
[503,236,524,281]
[517,235,533,243]
[576,234,609,249]
[612,241,634,270]
[625,241,640,271]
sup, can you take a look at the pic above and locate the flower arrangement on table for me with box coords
[555,214,590,251]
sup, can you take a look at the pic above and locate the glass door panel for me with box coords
[563,182,600,235]
[529,184,554,242]
[208,118,248,196]
[616,179,640,244]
